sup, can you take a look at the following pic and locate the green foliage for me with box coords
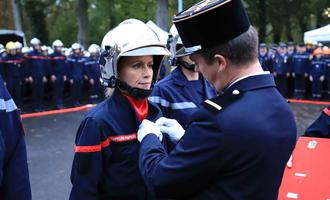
[21,0,330,47]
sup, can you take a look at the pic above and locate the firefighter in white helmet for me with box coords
[70,18,170,200]
[149,25,216,128]
[66,42,85,106]
[84,44,101,103]
[49,40,67,109]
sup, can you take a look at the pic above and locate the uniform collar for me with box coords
[224,72,276,93]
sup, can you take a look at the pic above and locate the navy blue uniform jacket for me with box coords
[139,74,297,200]
[70,89,167,200]
[149,67,216,128]
[0,76,31,199]
[304,105,330,138]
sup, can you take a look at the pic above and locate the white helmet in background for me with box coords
[0,44,4,54]
[88,44,100,55]
[41,45,48,51]
[30,38,41,45]
[71,43,81,50]
[15,41,23,49]
[169,24,182,45]
[22,47,30,54]
[100,18,170,96]
[52,40,64,48]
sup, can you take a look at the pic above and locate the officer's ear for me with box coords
[213,54,227,72]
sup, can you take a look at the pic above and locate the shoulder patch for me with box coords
[203,89,243,112]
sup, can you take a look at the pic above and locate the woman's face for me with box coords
[119,55,154,90]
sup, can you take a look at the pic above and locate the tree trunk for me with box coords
[77,0,88,49]
[258,0,267,42]
[156,0,168,30]
[11,0,22,31]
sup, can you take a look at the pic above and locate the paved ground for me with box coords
[22,102,326,200]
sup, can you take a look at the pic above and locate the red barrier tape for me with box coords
[287,99,330,105]
[21,104,95,119]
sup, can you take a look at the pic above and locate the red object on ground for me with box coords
[279,136,330,200]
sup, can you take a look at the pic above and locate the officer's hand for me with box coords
[42,76,47,83]
[156,117,185,143]
[89,79,95,85]
[63,75,67,81]
[70,79,74,84]
[29,76,33,83]
[292,73,295,77]
[320,76,325,82]
[137,120,163,142]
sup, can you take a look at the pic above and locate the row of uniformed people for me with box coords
[258,42,330,99]
[0,39,102,111]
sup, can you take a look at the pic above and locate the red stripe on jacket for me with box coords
[74,133,137,153]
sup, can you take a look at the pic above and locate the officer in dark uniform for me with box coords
[258,43,272,71]
[309,48,326,100]
[273,42,290,97]
[292,43,310,99]
[137,1,297,199]
[0,75,31,199]
[49,40,67,109]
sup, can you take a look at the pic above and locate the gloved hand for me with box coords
[156,117,185,143]
[137,119,163,142]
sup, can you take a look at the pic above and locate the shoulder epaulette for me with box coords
[203,89,243,112]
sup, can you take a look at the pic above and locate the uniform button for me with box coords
[232,90,240,95]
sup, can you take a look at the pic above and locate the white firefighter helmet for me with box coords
[41,45,48,51]
[30,38,41,45]
[0,44,5,54]
[88,44,100,54]
[100,18,170,90]
[52,40,64,48]
[15,41,23,49]
[22,47,30,54]
[71,43,81,50]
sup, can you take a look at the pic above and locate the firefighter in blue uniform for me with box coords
[304,105,330,137]
[137,1,297,199]
[149,25,216,128]
[67,43,85,107]
[50,40,67,109]
[26,38,47,112]
[2,42,22,107]
[292,43,310,99]
[84,44,101,104]
[258,43,272,71]
[323,47,330,99]
[273,42,290,97]
[0,75,31,199]
[309,48,326,100]
[69,19,170,200]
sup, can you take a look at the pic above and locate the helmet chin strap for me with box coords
[176,60,196,72]
[117,80,153,99]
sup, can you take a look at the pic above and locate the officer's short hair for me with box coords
[198,26,258,67]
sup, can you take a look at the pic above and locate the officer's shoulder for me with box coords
[203,89,243,113]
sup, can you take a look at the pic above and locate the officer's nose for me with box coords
[143,65,153,78]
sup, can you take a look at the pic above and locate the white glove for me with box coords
[137,119,163,142]
[156,117,185,143]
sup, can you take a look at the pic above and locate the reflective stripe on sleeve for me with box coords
[0,98,17,112]
[149,96,197,110]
